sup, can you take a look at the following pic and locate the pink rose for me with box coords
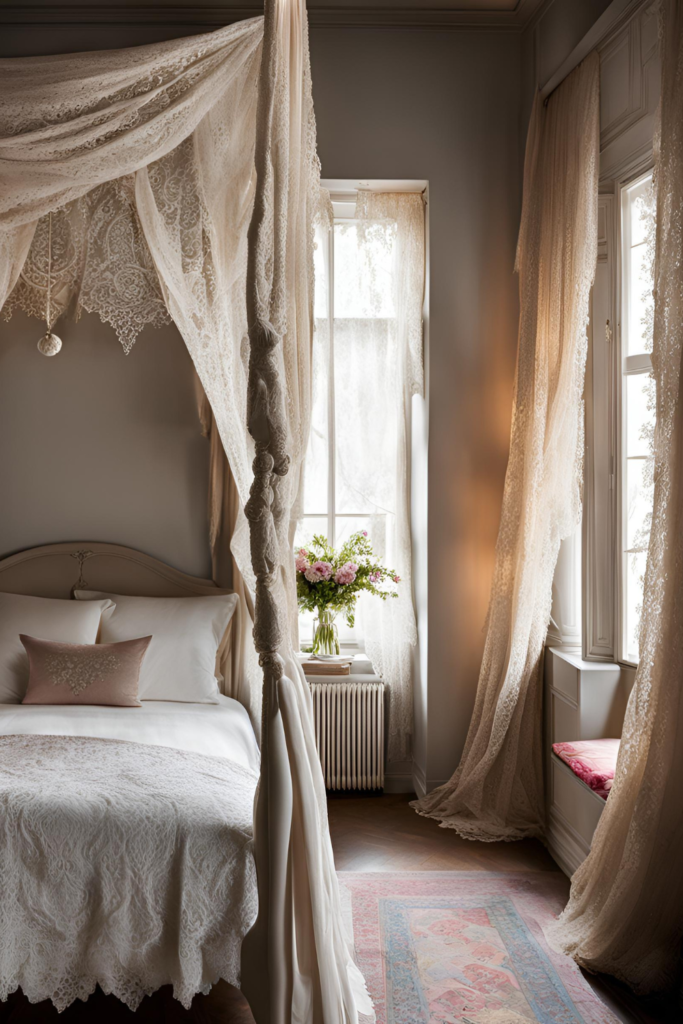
[362,530,368,537]
[334,562,358,585]
[295,549,309,573]
[313,560,332,579]
[304,565,322,582]
[369,571,381,584]
[393,574,401,583]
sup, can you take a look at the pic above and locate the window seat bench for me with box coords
[552,738,620,800]
[545,648,631,876]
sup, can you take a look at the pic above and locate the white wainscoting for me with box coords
[544,648,628,876]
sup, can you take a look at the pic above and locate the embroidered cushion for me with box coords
[20,634,152,707]
[552,738,620,800]
[0,592,115,704]
[74,591,238,703]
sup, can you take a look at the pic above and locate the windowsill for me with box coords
[548,646,639,674]
[548,648,621,672]
[297,651,376,677]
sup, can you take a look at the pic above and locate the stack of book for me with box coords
[302,659,353,677]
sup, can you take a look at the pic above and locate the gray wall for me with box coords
[0,312,211,578]
[310,26,522,787]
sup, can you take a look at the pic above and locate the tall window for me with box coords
[295,196,398,648]
[619,171,656,663]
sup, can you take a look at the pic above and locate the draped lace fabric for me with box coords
[349,191,425,762]
[0,734,258,1012]
[2,181,172,352]
[0,18,264,504]
[549,2,683,992]
[241,4,373,1021]
[413,54,600,841]
[0,11,370,1022]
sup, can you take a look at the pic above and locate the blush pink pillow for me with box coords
[20,634,152,707]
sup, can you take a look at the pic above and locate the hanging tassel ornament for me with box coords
[37,211,62,357]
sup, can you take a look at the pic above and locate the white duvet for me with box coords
[0,699,260,1011]
[0,696,260,773]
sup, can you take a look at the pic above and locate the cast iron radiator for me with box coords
[310,681,385,791]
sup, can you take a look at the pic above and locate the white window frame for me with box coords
[583,162,654,668]
[616,168,654,667]
[298,180,427,652]
[298,191,362,555]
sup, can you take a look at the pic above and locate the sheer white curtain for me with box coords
[344,191,425,761]
[413,54,600,841]
[549,0,683,992]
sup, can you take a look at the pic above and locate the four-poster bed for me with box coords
[0,1,370,1021]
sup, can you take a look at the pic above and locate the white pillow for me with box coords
[74,591,238,703]
[0,592,115,704]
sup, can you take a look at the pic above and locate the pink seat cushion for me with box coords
[552,738,620,800]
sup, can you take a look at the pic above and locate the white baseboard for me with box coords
[546,806,591,877]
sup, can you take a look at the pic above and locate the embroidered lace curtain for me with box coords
[550,0,683,992]
[345,191,425,762]
[413,53,600,841]
[0,8,371,1022]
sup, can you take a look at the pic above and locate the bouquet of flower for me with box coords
[295,531,399,654]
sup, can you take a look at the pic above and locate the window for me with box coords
[619,171,656,664]
[295,192,401,649]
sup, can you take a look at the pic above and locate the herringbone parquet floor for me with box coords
[1,794,676,1024]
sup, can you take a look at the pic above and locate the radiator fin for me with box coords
[310,681,384,790]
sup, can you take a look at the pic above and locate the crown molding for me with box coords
[540,0,654,99]
[0,1,552,31]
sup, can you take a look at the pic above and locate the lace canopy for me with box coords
[0,5,370,1022]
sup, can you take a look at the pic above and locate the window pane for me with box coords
[295,516,329,647]
[303,317,329,515]
[625,550,647,663]
[313,222,328,320]
[625,372,655,458]
[623,373,655,662]
[625,456,652,553]
[334,318,398,515]
[334,516,373,646]
[303,224,329,516]
[333,221,396,319]
[623,175,655,356]
[334,514,374,551]
[628,242,651,355]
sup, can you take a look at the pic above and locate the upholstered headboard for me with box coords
[0,542,226,600]
[0,543,239,697]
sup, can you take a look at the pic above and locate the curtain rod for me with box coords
[540,0,650,102]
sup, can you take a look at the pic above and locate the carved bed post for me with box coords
[240,2,297,1020]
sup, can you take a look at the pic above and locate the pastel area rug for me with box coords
[338,871,619,1024]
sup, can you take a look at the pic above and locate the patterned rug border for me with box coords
[338,869,620,1024]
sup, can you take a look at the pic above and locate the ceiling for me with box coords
[0,0,549,31]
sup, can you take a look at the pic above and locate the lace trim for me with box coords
[3,179,172,353]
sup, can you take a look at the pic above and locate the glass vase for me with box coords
[312,609,340,655]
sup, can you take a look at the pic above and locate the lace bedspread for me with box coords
[0,734,258,1012]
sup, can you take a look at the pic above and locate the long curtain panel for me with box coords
[413,53,600,841]
[339,191,425,762]
[550,0,683,992]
